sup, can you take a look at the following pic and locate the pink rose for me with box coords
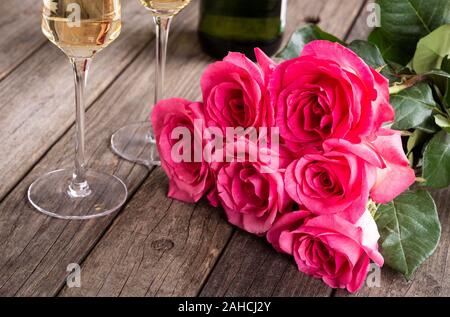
[152,98,213,203]
[267,210,313,253]
[367,129,417,203]
[206,129,293,209]
[215,138,292,235]
[284,138,384,223]
[267,210,384,293]
[326,129,416,204]
[270,40,394,153]
[201,49,274,130]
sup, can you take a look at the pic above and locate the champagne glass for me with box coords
[110,0,192,167]
[28,0,127,219]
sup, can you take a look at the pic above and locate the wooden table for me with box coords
[1,0,449,297]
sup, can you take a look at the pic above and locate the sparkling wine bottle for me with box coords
[198,0,287,60]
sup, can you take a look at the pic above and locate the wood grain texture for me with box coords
[60,169,233,297]
[0,2,203,296]
[0,0,152,202]
[0,0,45,80]
[346,0,374,42]
[199,0,369,297]
[60,0,369,299]
[199,231,332,297]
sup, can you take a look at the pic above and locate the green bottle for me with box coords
[198,0,287,60]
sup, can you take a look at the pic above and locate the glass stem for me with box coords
[69,58,92,198]
[153,15,172,107]
[146,15,172,144]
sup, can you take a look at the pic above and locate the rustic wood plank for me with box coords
[317,0,366,38]
[0,0,153,203]
[60,169,233,297]
[199,231,332,297]
[0,2,202,297]
[346,0,373,42]
[199,0,368,297]
[56,0,368,298]
[0,0,44,80]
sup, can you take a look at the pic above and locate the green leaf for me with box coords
[421,69,450,79]
[348,40,402,84]
[276,24,344,60]
[442,55,450,72]
[441,57,450,111]
[407,129,428,154]
[376,190,441,279]
[434,114,450,132]
[406,129,433,167]
[444,88,450,115]
[388,61,415,77]
[420,69,450,98]
[369,0,450,64]
[423,130,450,187]
[369,28,408,65]
[348,40,386,69]
[412,25,450,73]
[390,82,440,133]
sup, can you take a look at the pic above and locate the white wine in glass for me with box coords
[42,0,122,58]
[110,0,192,167]
[28,0,127,220]
[139,0,191,16]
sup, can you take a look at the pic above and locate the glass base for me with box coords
[28,169,128,220]
[111,122,161,167]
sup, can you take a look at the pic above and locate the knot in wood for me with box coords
[151,238,174,251]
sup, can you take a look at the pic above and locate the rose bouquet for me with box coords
[151,0,450,293]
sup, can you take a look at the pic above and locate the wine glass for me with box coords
[28,0,127,219]
[110,0,192,167]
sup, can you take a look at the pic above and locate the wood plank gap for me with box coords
[343,0,369,41]
[196,228,237,296]
[0,0,46,81]
[0,41,47,84]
